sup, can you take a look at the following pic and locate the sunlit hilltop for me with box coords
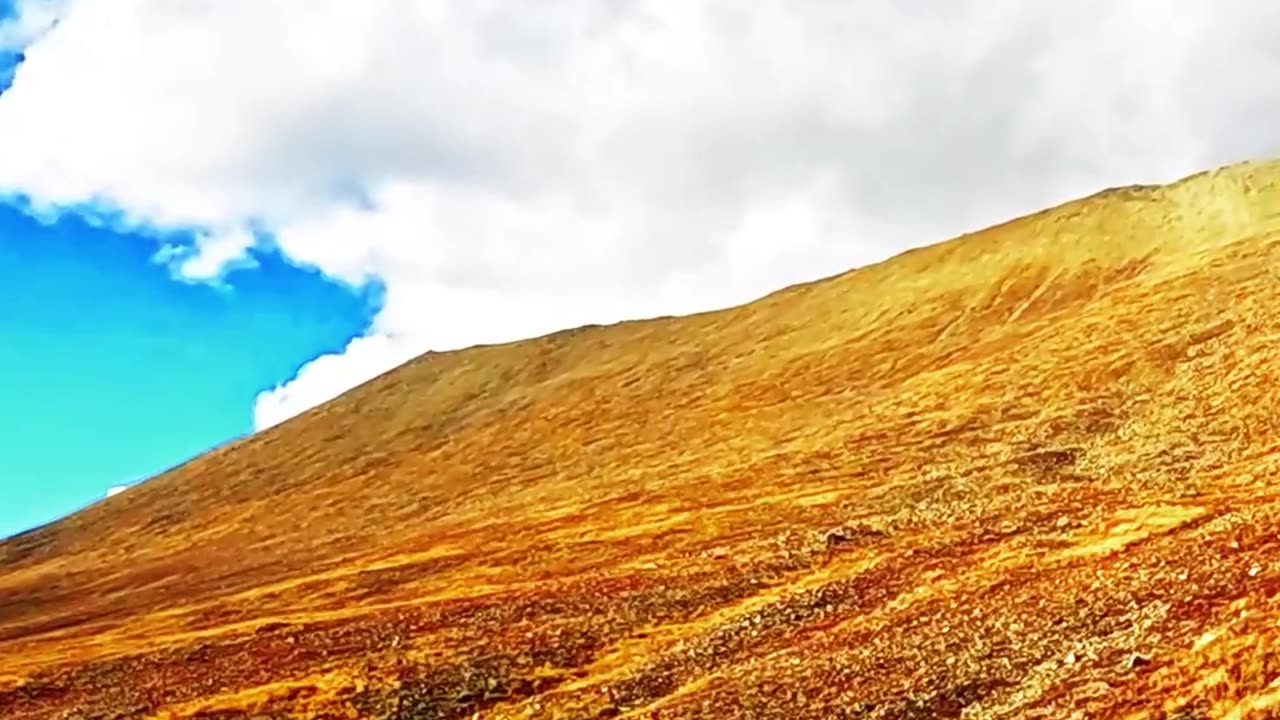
[3,159,1280,719]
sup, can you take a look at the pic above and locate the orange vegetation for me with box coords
[3,159,1280,719]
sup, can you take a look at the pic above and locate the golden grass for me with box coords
[2,158,1280,718]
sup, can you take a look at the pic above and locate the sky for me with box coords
[0,201,375,537]
[0,0,1278,539]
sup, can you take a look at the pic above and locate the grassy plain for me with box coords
[3,160,1280,718]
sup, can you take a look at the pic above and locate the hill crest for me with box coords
[3,157,1280,719]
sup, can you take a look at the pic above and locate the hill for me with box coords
[3,159,1280,719]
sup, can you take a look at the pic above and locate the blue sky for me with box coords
[0,200,374,538]
[0,47,373,538]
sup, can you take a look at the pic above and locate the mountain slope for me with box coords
[3,159,1280,719]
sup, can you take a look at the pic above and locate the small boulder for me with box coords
[1127,653,1152,670]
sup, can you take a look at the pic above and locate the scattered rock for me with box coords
[823,527,852,548]
[822,523,888,548]
[1013,447,1082,472]
[1127,653,1151,670]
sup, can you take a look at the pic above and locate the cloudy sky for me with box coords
[0,0,1277,536]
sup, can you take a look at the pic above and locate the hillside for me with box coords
[3,158,1280,719]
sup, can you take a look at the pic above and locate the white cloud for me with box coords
[1,0,1279,429]
[104,484,129,497]
[0,0,65,51]
[253,333,420,430]
[155,228,257,282]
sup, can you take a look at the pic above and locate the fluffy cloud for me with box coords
[253,334,419,430]
[155,228,258,283]
[0,0,64,51]
[104,484,128,498]
[1,0,1278,429]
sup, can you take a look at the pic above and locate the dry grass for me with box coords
[3,159,1280,718]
